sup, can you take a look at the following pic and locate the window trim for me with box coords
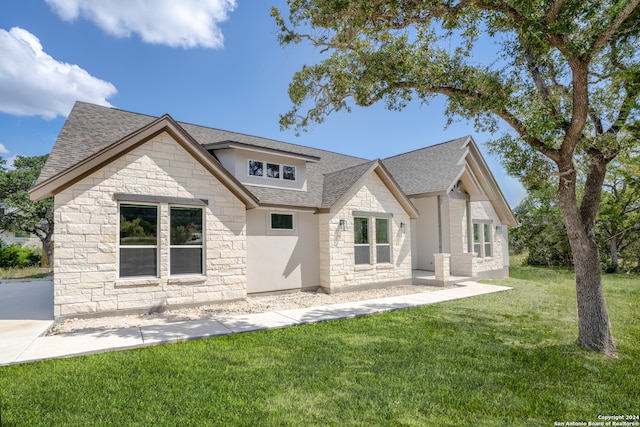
[169,205,205,276]
[118,202,159,278]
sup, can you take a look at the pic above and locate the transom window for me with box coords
[170,207,203,275]
[119,204,158,277]
[473,222,493,258]
[249,160,296,181]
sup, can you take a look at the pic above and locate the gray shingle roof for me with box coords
[382,136,470,196]
[38,102,471,209]
[321,160,377,208]
[38,102,370,208]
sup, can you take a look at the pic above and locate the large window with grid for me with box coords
[119,204,158,277]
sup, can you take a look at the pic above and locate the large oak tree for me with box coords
[273,0,640,356]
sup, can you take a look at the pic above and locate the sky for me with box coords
[0,1,526,207]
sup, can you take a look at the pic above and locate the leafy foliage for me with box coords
[0,243,41,268]
[0,155,54,264]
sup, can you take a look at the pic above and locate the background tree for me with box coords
[511,185,573,267]
[0,155,54,264]
[596,151,640,272]
[273,0,640,356]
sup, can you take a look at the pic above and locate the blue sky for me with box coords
[0,1,525,206]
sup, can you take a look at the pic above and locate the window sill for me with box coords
[168,275,206,285]
[115,277,160,288]
[354,264,374,271]
[376,264,394,270]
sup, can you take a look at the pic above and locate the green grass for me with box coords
[1,265,638,426]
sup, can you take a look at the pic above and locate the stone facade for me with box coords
[319,172,412,293]
[53,132,247,318]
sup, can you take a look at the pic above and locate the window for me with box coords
[266,163,280,178]
[170,207,203,275]
[271,213,294,230]
[249,160,263,177]
[473,222,492,257]
[283,165,296,181]
[375,218,390,263]
[354,217,370,265]
[483,223,492,257]
[248,160,296,182]
[120,204,158,277]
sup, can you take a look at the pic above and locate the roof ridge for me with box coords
[323,159,377,177]
[383,135,471,160]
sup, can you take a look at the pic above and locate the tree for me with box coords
[0,155,54,265]
[511,185,573,267]
[596,151,640,272]
[273,0,640,356]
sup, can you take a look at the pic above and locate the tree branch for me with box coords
[590,0,640,57]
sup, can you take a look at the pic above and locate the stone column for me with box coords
[434,253,451,286]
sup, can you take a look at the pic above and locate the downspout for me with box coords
[466,198,472,252]
[437,195,442,253]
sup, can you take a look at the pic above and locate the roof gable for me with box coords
[321,160,419,219]
[30,113,259,208]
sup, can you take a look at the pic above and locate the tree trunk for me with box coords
[556,164,617,356]
[609,236,619,273]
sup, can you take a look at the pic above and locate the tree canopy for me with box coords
[0,155,54,264]
[273,0,640,356]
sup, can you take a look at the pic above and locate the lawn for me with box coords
[1,265,638,426]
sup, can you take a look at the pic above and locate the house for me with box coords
[30,102,516,319]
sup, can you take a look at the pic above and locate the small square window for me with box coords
[283,165,296,181]
[271,213,294,230]
[266,163,280,179]
[249,160,263,177]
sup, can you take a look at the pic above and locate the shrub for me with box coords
[0,243,41,268]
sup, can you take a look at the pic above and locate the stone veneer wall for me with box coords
[53,132,247,318]
[469,200,507,277]
[319,172,412,292]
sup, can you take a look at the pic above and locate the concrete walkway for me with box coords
[1,281,511,366]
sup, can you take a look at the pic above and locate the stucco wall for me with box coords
[53,132,247,318]
[246,209,320,293]
[319,172,412,292]
[411,197,439,271]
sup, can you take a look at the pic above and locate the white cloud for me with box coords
[46,0,237,49]
[0,27,117,119]
[0,144,9,155]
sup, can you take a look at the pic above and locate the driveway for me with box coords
[0,278,54,365]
